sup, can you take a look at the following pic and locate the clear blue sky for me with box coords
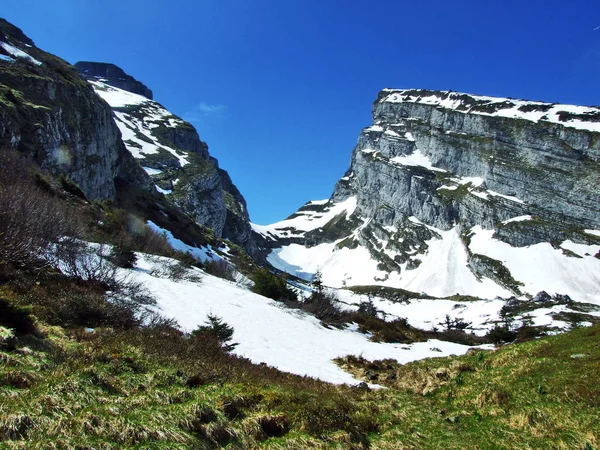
[3,1,600,224]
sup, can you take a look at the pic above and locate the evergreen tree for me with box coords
[312,269,324,296]
[193,313,238,351]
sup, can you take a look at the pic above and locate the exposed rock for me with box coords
[0,19,151,200]
[77,68,258,256]
[256,88,600,298]
[75,61,153,99]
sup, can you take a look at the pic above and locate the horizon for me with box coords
[3,0,600,224]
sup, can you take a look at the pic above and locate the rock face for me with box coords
[255,89,600,302]
[78,70,257,256]
[0,19,151,200]
[333,89,600,236]
[75,61,153,100]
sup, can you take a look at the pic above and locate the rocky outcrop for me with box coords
[328,89,600,247]
[79,71,258,257]
[256,89,600,298]
[75,61,153,99]
[0,19,151,200]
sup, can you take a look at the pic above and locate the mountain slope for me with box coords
[256,89,600,303]
[76,64,258,256]
[0,19,150,200]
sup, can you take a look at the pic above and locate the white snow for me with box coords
[502,215,532,225]
[471,191,490,200]
[267,225,511,299]
[389,149,446,172]
[155,185,172,195]
[252,197,357,239]
[469,226,600,304]
[143,167,163,175]
[336,290,506,335]
[0,54,15,63]
[395,228,510,298]
[88,81,189,167]
[89,80,148,107]
[438,176,485,191]
[487,190,525,204]
[584,229,600,238]
[0,42,42,66]
[380,89,600,133]
[131,255,486,385]
[146,221,221,262]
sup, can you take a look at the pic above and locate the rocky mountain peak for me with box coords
[376,88,600,133]
[257,88,600,303]
[75,61,153,100]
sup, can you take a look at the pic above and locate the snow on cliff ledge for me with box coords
[380,89,600,133]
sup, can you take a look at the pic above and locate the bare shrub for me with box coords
[0,151,82,269]
[204,258,236,282]
[302,289,344,323]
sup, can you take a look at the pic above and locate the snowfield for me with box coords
[259,193,600,304]
[132,255,488,385]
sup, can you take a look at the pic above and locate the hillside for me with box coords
[256,89,600,304]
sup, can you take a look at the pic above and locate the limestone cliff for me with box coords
[0,19,150,200]
[256,89,600,301]
[78,67,257,256]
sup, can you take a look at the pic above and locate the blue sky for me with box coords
[3,1,600,224]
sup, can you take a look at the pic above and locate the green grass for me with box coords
[338,324,600,449]
[3,275,600,449]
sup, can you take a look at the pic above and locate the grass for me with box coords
[337,324,600,449]
[0,323,380,449]
[2,259,600,449]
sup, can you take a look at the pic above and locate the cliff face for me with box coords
[0,19,150,200]
[256,89,600,302]
[331,89,600,243]
[79,69,257,256]
[75,61,153,100]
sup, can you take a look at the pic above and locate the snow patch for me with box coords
[133,255,484,385]
[0,42,42,65]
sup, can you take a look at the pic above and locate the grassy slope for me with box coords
[2,309,599,449]
[340,325,600,449]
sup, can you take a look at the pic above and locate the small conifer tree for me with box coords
[193,313,238,351]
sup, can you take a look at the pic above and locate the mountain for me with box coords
[75,61,153,99]
[255,89,600,303]
[75,63,258,257]
[0,19,151,200]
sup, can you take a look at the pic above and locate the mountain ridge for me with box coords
[256,87,600,302]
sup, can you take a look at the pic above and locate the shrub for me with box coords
[192,314,238,352]
[203,258,236,281]
[302,290,344,323]
[439,314,472,331]
[0,298,39,337]
[486,325,517,344]
[109,244,138,269]
[0,151,82,269]
[252,268,297,301]
[357,298,378,317]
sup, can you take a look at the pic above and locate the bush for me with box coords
[252,268,297,301]
[0,151,82,269]
[302,290,344,323]
[203,258,235,281]
[109,244,138,269]
[486,325,517,344]
[357,298,378,317]
[0,298,39,337]
[192,314,237,352]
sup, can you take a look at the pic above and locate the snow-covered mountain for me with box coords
[76,63,258,256]
[255,89,600,304]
